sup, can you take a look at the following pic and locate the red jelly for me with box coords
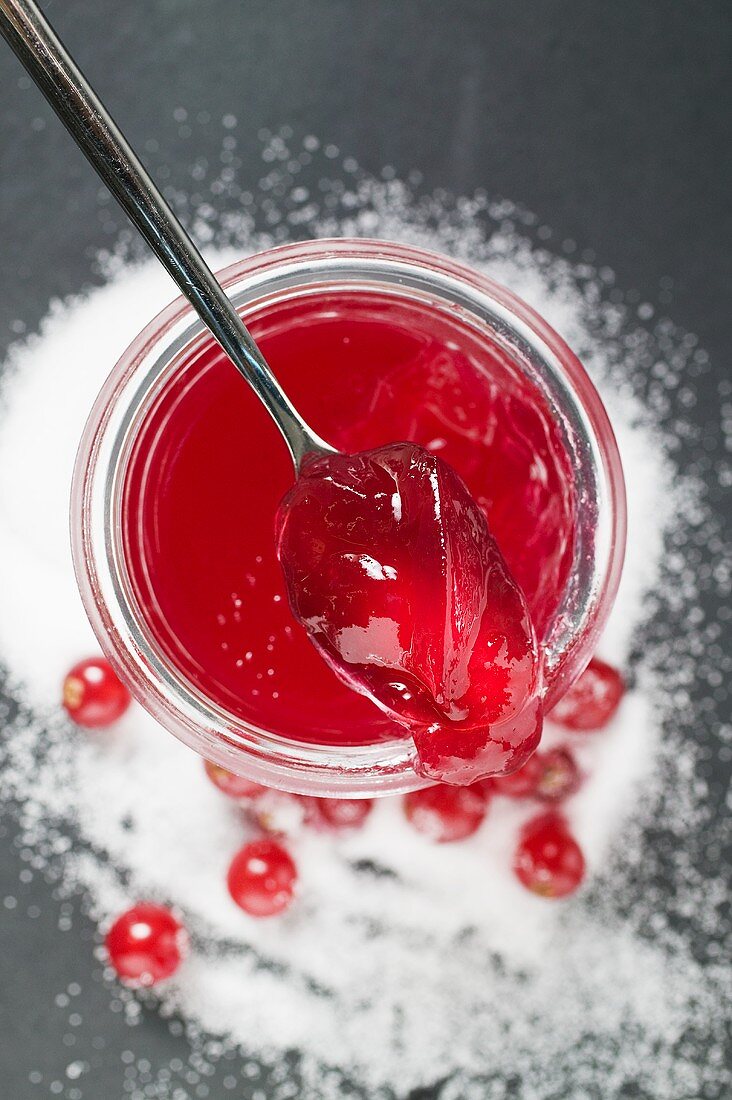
[121,291,575,753]
[277,442,542,782]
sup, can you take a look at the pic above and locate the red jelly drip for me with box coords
[122,291,575,748]
[276,442,542,781]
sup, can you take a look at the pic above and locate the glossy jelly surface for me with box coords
[277,442,543,781]
[121,290,575,747]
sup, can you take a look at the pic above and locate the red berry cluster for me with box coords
[210,776,375,916]
[401,656,626,900]
[65,652,624,986]
[498,657,624,899]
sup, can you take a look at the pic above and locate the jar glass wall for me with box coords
[71,239,626,796]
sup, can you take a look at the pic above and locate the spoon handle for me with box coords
[0,0,333,470]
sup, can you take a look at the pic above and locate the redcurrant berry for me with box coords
[534,747,581,802]
[250,790,309,835]
[513,813,585,898]
[549,657,625,731]
[105,903,187,985]
[491,752,543,798]
[62,657,130,728]
[204,760,267,800]
[227,839,297,917]
[403,783,488,842]
[310,797,374,831]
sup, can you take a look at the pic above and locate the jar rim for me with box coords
[71,238,626,796]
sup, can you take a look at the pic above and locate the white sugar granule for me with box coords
[0,140,729,1099]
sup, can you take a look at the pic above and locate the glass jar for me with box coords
[71,239,626,796]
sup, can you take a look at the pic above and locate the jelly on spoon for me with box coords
[277,441,543,783]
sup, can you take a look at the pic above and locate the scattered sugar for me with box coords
[0,134,729,1098]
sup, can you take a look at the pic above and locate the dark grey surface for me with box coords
[0,2,730,1098]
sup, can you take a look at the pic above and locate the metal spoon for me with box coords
[0,0,335,471]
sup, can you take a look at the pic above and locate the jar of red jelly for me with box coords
[71,239,626,795]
